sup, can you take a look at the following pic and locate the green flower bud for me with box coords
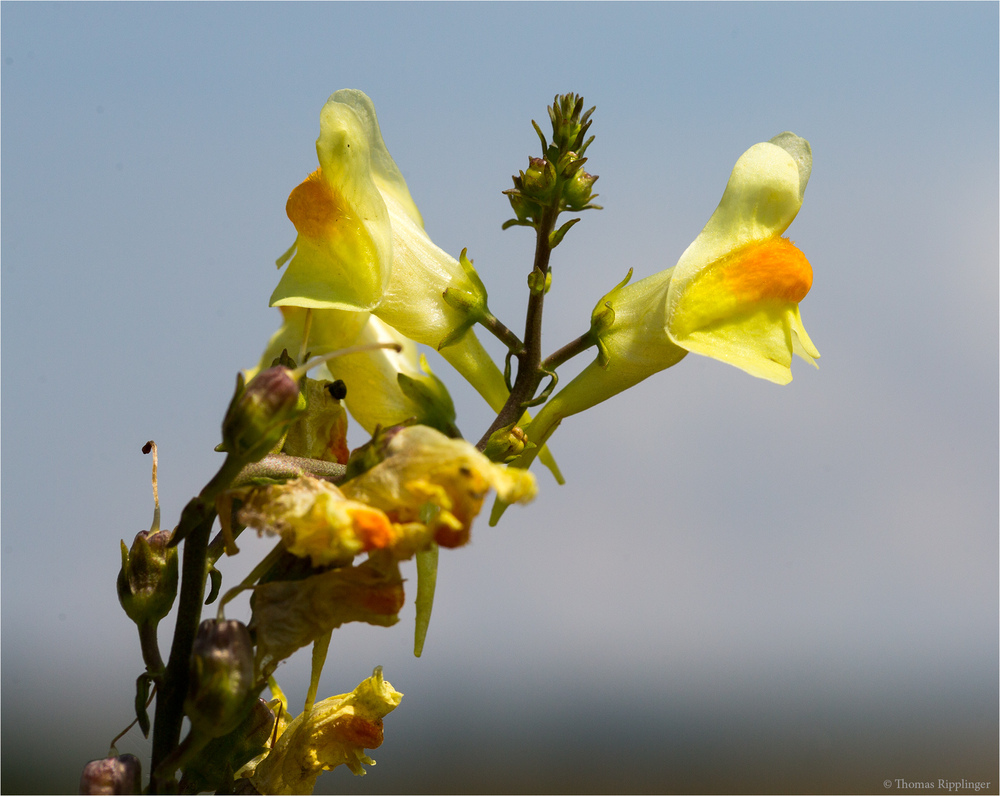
[185,619,257,739]
[220,367,306,463]
[117,529,178,627]
[549,93,595,156]
[564,168,598,211]
[78,754,142,794]
[481,423,531,463]
[520,157,557,202]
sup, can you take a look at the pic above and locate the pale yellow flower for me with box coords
[664,132,818,383]
[251,667,402,794]
[341,425,537,548]
[239,477,397,566]
[507,133,818,480]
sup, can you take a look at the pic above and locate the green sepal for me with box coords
[441,288,483,315]
[458,248,488,299]
[531,118,548,152]
[413,543,439,658]
[489,495,510,527]
[205,565,223,606]
[341,424,407,483]
[436,318,477,351]
[590,268,633,368]
[134,673,154,738]
[396,356,461,438]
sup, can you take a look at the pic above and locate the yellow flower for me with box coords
[269,91,415,311]
[251,306,370,379]
[251,557,406,671]
[664,132,819,383]
[269,91,501,399]
[507,133,819,477]
[250,667,402,794]
[340,425,537,548]
[323,315,459,437]
[259,90,564,483]
[239,477,398,566]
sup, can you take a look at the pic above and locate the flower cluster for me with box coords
[96,89,819,796]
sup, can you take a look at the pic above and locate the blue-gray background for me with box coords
[2,3,997,793]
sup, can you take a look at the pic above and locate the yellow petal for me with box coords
[247,306,370,380]
[327,89,424,228]
[270,95,394,311]
[373,190,481,346]
[325,316,455,434]
[251,667,402,794]
[341,425,536,547]
[665,136,819,382]
[238,477,396,565]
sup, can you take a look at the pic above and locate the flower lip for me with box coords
[663,133,818,384]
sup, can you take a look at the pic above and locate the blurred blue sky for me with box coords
[2,3,997,793]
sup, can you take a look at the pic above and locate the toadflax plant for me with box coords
[83,91,819,794]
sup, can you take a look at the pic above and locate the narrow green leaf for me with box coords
[413,544,439,657]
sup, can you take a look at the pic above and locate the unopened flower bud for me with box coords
[185,619,257,739]
[550,93,594,154]
[117,529,178,626]
[79,753,142,794]
[564,168,598,210]
[521,157,557,201]
[481,424,529,463]
[221,367,305,462]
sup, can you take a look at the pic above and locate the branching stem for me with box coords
[477,206,559,449]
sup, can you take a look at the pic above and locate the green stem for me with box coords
[232,453,346,486]
[541,330,597,373]
[476,206,559,450]
[149,454,245,792]
[138,621,165,676]
[478,310,524,357]
[149,498,215,792]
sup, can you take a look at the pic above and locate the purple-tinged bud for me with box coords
[220,367,305,463]
[521,157,557,201]
[78,754,142,794]
[185,619,257,739]
[117,529,178,626]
